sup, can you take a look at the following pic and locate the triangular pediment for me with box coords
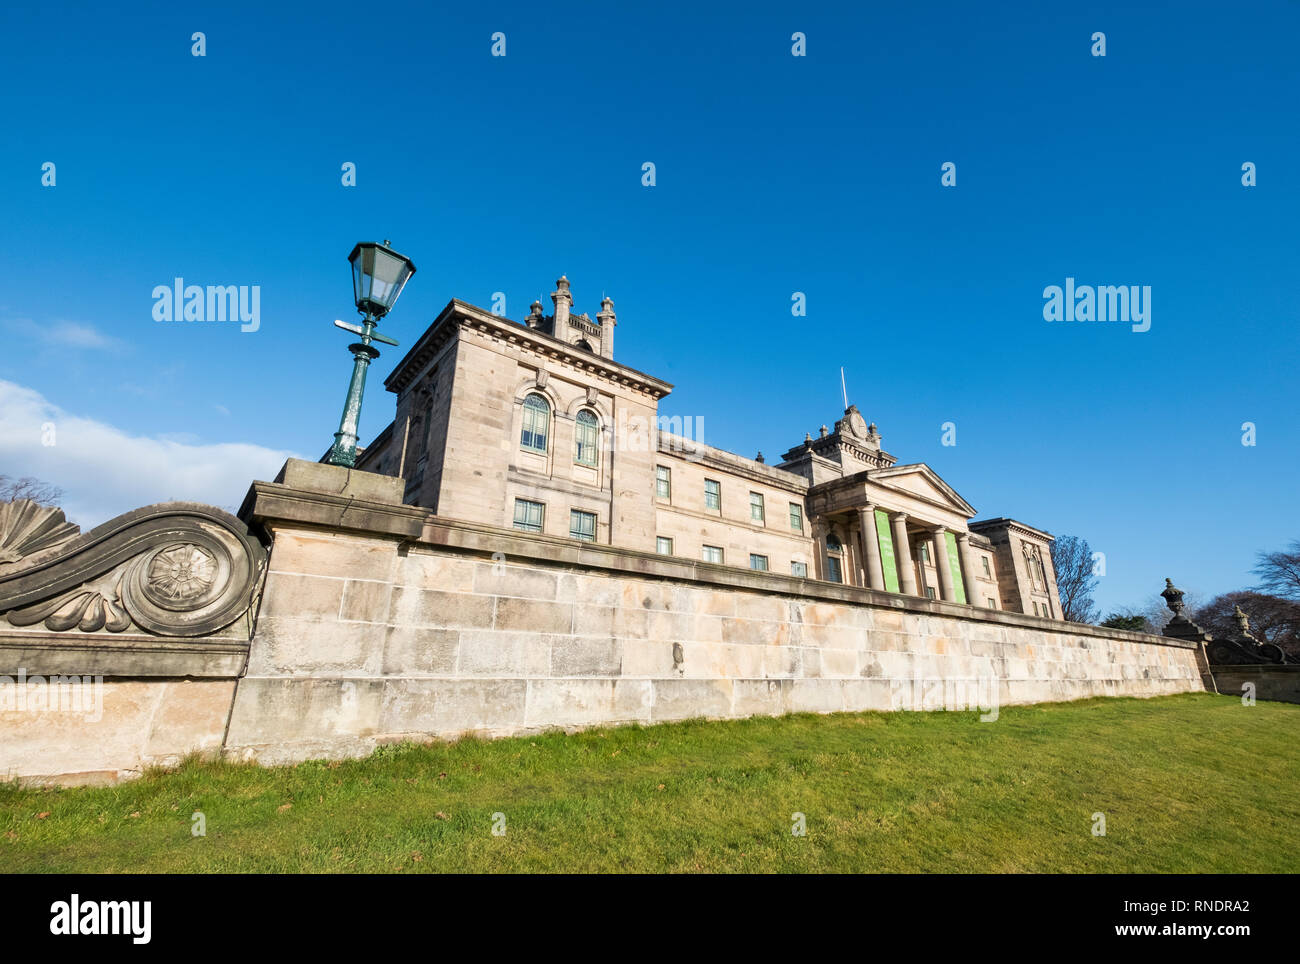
[869,463,976,517]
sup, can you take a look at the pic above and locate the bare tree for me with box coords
[0,475,64,507]
[1050,534,1099,623]
[1253,539,1300,601]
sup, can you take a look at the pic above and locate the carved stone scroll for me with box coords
[0,501,267,638]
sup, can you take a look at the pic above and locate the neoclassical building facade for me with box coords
[354,277,1063,618]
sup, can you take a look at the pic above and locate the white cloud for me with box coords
[48,321,124,351]
[2,318,126,352]
[0,380,298,529]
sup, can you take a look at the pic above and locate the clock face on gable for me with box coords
[846,411,868,439]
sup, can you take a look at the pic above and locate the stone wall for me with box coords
[0,678,236,786]
[222,469,1204,765]
[1208,665,1300,705]
[0,501,267,784]
[0,467,1206,783]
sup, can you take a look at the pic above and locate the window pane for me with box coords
[569,509,596,541]
[750,492,764,522]
[656,536,673,555]
[749,554,769,571]
[702,545,723,564]
[789,503,802,532]
[827,557,842,583]
[826,534,841,552]
[656,466,671,499]
[704,480,720,510]
[521,394,549,453]
[791,561,808,578]
[513,499,544,532]
[574,410,598,466]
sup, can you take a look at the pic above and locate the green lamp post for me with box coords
[325,240,416,468]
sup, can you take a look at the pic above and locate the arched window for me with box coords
[575,339,594,352]
[574,410,599,467]
[825,533,844,583]
[520,393,550,454]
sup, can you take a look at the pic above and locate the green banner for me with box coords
[945,530,967,604]
[875,510,900,593]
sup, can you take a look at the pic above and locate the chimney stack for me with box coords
[597,295,617,358]
[551,275,572,332]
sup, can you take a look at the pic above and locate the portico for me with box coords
[802,454,983,604]
[812,501,975,602]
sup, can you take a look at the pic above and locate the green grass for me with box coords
[2,693,1297,873]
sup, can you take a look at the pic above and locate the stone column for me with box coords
[890,512,918,596]
[932,526,956,602]
[857,505,885,590]
[844,520,860,587]
[956,531,976,603]
[811,520,829,582]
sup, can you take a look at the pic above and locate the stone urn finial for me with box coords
[1160,577,1185,617]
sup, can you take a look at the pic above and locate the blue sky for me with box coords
[2,1,1297,615]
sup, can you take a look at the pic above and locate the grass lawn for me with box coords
[2,692,1297,873]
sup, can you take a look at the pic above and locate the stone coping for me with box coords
[239,480,428,540]
[242,480,1196,652]
[0,631,250,678]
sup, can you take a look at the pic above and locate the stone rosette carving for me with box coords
[0,501,266,638]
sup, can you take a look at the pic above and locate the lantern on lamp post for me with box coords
[325,240,416,468]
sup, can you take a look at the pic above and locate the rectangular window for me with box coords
[656,536,673,555]
[512,499,544,533]
[982,556,991,578]
[926,587,937,600]
[791,561,808,578]
[920,542,930,563]
[749,554,769,571]
[826,557,842,583]
[701,545,724,564]
[750,492,765,524]
[655,465,671,500]
[704,479,721,511]
[789,503,803,532]
[569,509,597,542]
[986,597,997,609]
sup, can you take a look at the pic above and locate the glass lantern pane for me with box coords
[370,250,409,309]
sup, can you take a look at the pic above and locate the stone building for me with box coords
[355,277,1062,618]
